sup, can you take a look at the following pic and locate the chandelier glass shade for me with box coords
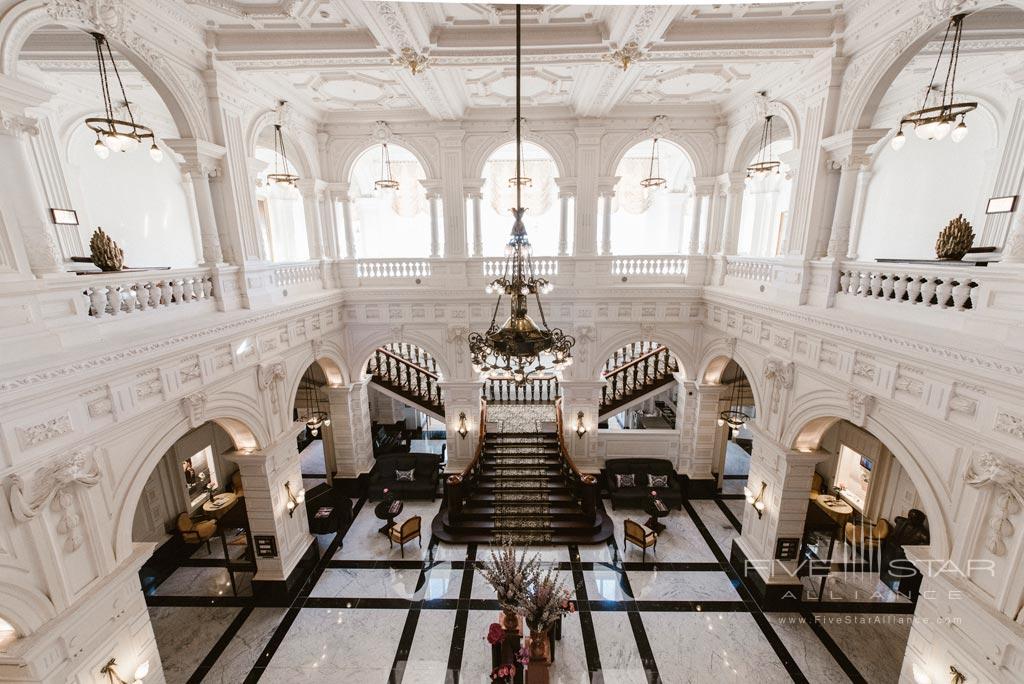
[891,14,976,151]
[746,114,780,179]
[86,32,160,162]
[374,142,400,191]
[468,5,575,386]
[717,366,751,431]
[299,366,330,437]
[267,121,300,187]
[640,136,666,189]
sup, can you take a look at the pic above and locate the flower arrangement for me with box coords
[479,544,541,619]
[486,623,505,646]
[515,566,575,634]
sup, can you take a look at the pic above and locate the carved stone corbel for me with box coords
[762,358,794,414]
[964,453,1024,556]
[7,448,102,552]
[181,391,208,429]
[257,361,287,414]
[446,325,470,366]
[847,389,875,428]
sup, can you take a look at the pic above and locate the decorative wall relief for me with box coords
[964,453,1024,556]
[181,392,208,429]
[7,448,102,552]
[257,362,287,414]
[762,358,794,414]
[445,325,470,367]
[995,412,1024,441]
[16,413,73,449]
[847,389,876,428]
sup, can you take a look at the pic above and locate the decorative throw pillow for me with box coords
[648,474,669,488]
[615,473,637,488]
[395,469,415,482]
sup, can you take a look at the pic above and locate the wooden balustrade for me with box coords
[600,345,677,412]
[837,264,979,310]
[82,268,215,318]
[366,347,444,413]
[380,342,439,375]
[554,397,597,521]
[482,376,560,403]
[445,401,487,521]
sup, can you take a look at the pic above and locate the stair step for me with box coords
[471,492,575,505]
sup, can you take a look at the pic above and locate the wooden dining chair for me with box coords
[623,518,657,563]
[388,515,422,557]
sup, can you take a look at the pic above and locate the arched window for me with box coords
[348,144,433,258]
[480,141,562,256]
[736,138,794,257]
[254,146,309,262]
[610,140,694,255]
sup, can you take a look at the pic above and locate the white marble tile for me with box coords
[148,606,240,684]
[641,611,792,682]
[476,544,571,564]
[462,609,501,680]
[549,611,591,684]
[311,568,421,599]
[812,612,912,684]
[300,440,327,475]
[585,568,630,601]
[627,570,741,602]
[576,542,616,563]
[202,607,288,684]
[803,571,910,603]
[153,566,252,597]
[473,567,577,602]
[334,500,440,561]
[722,479,747,495]
[262,607,406,683]
[418,566,463,601]
[764,613,853,683]
[689,500,740,552]
[402,609,456,683]
[604,505,718,563]
[589,612,647,684]
[722,498,745,521]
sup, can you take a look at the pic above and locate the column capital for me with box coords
[555,176,578,195]
[296,177,328,197]
[164,138,226,177]
[720,171,748,194]
[463,178,485,196]
[421,178,443,197]
[597,176,618,197]
[821,128,889,170]
[692,176,717,196]
[0,110,39,139]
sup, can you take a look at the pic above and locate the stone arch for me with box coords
[696,345,765,415]
[727,105,799,174]
[782,390,950,560]
[246,108,315,178]
[283,341,349,416]
[351,333,452,383]
[604,131,707,179]
[0,0,206,140]
[339,138,438,184]
[589,329,696,382]
[112,392,269,560]
[0,580,56,636]
[468,135,569,179]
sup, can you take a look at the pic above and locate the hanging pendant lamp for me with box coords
[374,142,400,191]
[300,366,331,437]
[468,4,574,386]
[746,114,781,179]
[891,14,977,150]
[717,365,751,431]
[267,113,300,187]
[85,32,160,162]
[640,137,666,189]
[507,130,533,188]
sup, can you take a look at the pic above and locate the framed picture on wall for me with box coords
[49,208,79,225]
[985,195,1018,214]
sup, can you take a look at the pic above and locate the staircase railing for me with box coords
[366,347,444,414]
[482,376,560,403]
[600,345,678,415]
[445,401,487,522]
[554,398,598,521]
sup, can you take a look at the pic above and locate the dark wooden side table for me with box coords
[374,499,403,535]
[643,494,671,534]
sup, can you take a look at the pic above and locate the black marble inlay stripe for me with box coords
[389,608,422,684]
[619,561,723,572]
[586,600,750,613]
[603,533,662,683]
[145,595,256,608]
[802,601,916,614]
[798,609,868,684]
[446,543,477,682]
[567,544,602,676]
[713,496,743,533]
[186,604,254,684]
[242,606,301,683]
[326,559,434,570]
[717,494,746,500]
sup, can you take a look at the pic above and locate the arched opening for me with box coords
[480,141,563,256]
[736,133,794,257]
[610,139,695,255]
[854,5,1022,259]
[0,616,15,652]
[791,417,930,610]
[16,26,199,267]
[702,358,756,496]
[348,144,433,258]
[599,340,681,429]
[254,129,309,262]
[293,361,335,492]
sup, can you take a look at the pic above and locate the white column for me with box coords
[845,167,873,260]
[558,194,570,256]
[688,194,706,255]
[600,191,613,256]
[0,111,64,277]
[821,130,887,259]
[825,161,860,259]
[558,380,605,472]
[440,380,484,474]
[320,187,340,260]
[298,180,324,261]
[470,192,483,257]
[1000,210,1024,264]
[184,164,225,266]
[427,190,442,258]
[719,174,747,255]
[327,381,374,484]
[338,188,356,259]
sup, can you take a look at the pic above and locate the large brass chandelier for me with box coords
[891,14,976,150]
[468,5,574,386]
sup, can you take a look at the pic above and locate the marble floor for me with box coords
[144,492,916,683]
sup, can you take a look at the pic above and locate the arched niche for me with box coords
[253,136,310,263]
[735,136,795,258]
[346,143,432,259]
[609,138,696,255]
[479,140,562,256]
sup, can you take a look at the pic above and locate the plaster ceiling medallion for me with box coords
[603,41,647,71]
[392,47,429,75]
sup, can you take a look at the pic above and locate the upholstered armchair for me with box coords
[388,515,422,557]
[177,513,217,553]
[844,517,891,554]
[623,519,657,563]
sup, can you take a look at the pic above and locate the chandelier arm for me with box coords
[93,36,112,124]
[105,38,138,129]
[946,16,964,112]
[921,18,954,116]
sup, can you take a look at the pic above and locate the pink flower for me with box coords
[383,487,390,494]
[515,647,529,665]
[650,490,657,496]
[486,622,505,645]
[491,663,517,681]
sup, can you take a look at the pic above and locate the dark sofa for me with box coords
[369,452,441,500]
[373,422,411,457]
[605,458,685,510]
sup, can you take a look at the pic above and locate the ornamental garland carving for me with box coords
[8,449,102,552]
[995,412,1024,441]
[964,453,1024,556]
[16,413,73,449]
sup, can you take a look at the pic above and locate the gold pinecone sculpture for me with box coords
[89,227,125,271]
[935,214,974,261]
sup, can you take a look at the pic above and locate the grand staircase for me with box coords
[366,344,445,418]
[599,341,679,419]
[434,401,612,545]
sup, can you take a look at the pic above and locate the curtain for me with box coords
[485,158,556,216]
[613,156,657,215]
[389,161,428,218]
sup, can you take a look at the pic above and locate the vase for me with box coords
[525,631,551,684]
[499,610,522,634]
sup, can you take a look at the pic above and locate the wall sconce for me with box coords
[457,411,469,440]
[912,663,968,684]
[284,481,305,517]
[743,481,767,518]
[949,666,966,684]
[575,411,587,439]
[101,658,148,684]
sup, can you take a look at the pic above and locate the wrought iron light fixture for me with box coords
[892,14,976,151]
[575,411,588,439]
[267,110,300,187]
[746,114,781,179]
[299,366,330,437]
[100,658,148,684]
[393,47,429,75]
[86,33,160,162]
[604,41,645,71]
[457,411,469,439]
[744,481,767,518]
[468,5,575,386]
[374,142,400,191]
[640,137,666,189]
[717,367,751,430]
